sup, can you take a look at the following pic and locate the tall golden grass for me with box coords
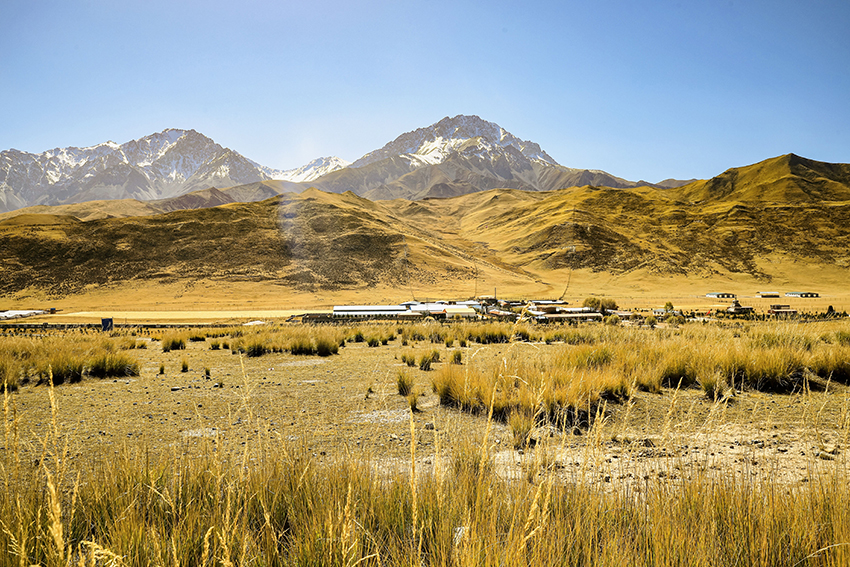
[2,375,850,567]
[0,333,143,386]
[2,320,850,565]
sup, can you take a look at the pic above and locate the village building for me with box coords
[768,304,798,316]
[785,291,819,298]
[706,292,736,299]
[727,299,754,315]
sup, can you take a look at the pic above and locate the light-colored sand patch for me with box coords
[350,410,410,424]
[182,428,219,438]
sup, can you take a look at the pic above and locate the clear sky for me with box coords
[2,0,848,182]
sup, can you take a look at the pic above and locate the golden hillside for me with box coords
[1,154,849,307]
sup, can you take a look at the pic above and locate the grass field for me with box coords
[2,318,850,565]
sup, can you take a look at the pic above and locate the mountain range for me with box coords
[1,152,849,301]
[0,115,691,213]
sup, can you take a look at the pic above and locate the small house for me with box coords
[768,304,798,316]
[706,292,736,299]
[727,300,754,315]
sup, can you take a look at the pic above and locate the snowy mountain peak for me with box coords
[263,156,351,183]
[350,114,559,169]
[0,128,270,211]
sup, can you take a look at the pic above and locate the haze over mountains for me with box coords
[0,115,691,213]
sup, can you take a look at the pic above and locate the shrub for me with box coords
[89,352,141,378]
[451,350,463,365]
[44,353,85,385]
[245,339,268,357]
[645,316,657,328]
[401,352,417,367]
[0,359,21,391]
[367,336,380,347]
[584,296,618,314]
[698,371,726,400]
[509,409,535,449]
[407,392,419,412]
[210,340,221,350]
[419,353,433,371]
[314,336,339,357]
[397,370,413,396]
[181,358,189,373]
[289,337,313,356]
[162,335,186,353]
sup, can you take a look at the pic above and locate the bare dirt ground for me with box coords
[8,334,849,489]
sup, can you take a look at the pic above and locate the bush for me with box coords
[289,337,313,356]
[181,358,189,373]
[0,359,21,390]
[397,370,413,396]
[584,297,618,314]
[314,336,339,357]
[245,339,268,357]
[401,352,417,367]
[45,354,85,384]
[451,350,463,365]
[407,392,419,412]
[162,335,186,353]
[89,352,141,378]
[509,409,535,449]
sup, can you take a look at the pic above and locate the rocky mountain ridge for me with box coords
[0,115,692,213]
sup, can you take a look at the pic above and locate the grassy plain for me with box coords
[3,319,850,565]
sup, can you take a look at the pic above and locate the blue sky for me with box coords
[2,0,848,182]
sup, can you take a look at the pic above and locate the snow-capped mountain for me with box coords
[351,114,558,169]
[0,127,357,212]
[0,116,691,213]
[262,156,351,183]
[0,129,277,212]
[299,114,644,200]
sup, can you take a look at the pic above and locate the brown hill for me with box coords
[1,154,849,302]
[678,154,850,203]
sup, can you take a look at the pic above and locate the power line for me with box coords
[559,207,578,301]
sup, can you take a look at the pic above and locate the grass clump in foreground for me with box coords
[87,351,140,378]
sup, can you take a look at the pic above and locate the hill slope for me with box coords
[2,153,849,300]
